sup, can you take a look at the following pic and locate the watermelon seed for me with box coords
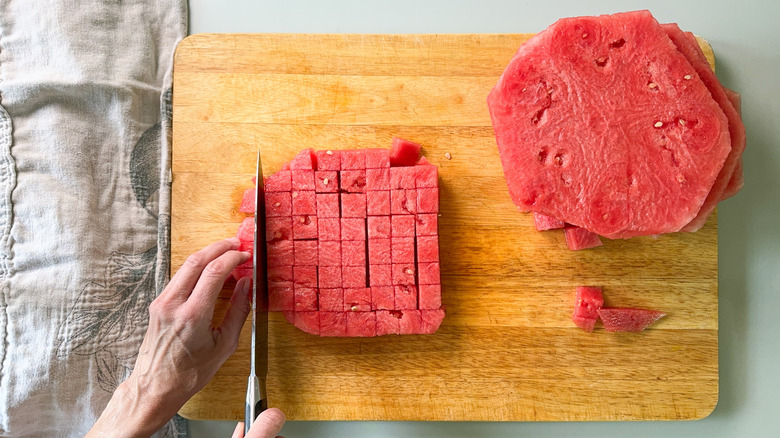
[609,38,626,49]
[654,121,664,128]
[582,32,588,38]
[445,152,452,160]
[538,148,548,163]
[274,202,281,207]
[326,150,333,155]
[677,174,685,183]
[595,56,608,67]
[684,74,692,80]
[554,153,564,166]
[323,178,329,185]
[648,82,658,89]
[351,305,359,312]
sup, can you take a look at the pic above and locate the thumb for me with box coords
[218,277,252,348]
[246,408,286,438]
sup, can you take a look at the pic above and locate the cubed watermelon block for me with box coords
[391,237,415,264]
[291,191,317,215]
[344,288,371,312]
[341,150,366,170]
[318,217,340,241]
[375,310,400,335]
[318,288,344,311]
[239,188,255,213]
[367,216,391,239]
[315,171,338,193]
[416,235,439,263]
[415,214,438,236]
[292,215,317,240]
[292,170,315,191]
[341,193,367,218]
[290,149,316,170]
[293,266,317,288]
[395,284,417,309]
[398,309,422,334]
[266,217,292,242]
[316,193,340,218]
[367,191,391,216]
[369,264,391,287]
[315,150,341,171]
[366,168,390,191]
[347,311,377,337]
[318,241,341,266]
[415,164,438,188]
[267,241,294,267]
[416,187,439,213]
[269,282,294,311]
[265,192,292,217]
[265,170,292,192]
[318,266,342,289]
[371,285,394,310]
[390,167,417,189]
[341,170,367,193]
[342,240,367,267]
[368,238,391,265]
[342,266,367,288]
[319,312,348,337]
[418,262,440,285]
[365,148,390,168]
[294,287,318,312]
[340,218,366,240]
[390,137,421,167]
[418,284,442,310]
[391,215,415,237]
[293,240,317,266]
[391,189,416,215]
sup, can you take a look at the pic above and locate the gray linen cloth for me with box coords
[0,1,187,436]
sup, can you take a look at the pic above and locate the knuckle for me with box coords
[204,258,228,277]
[185,253,206,268]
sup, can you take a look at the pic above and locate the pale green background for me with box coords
[185,1,780,436]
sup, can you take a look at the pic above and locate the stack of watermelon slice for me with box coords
[234,138,445,337]
[487,10,745,250]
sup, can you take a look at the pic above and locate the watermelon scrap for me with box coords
[239,188,255,213]
[598,308,667,332]
[533,212,565,231]
[390,137,422,167]
[290,149,317,170]
[564,226,603,251]
[571,286,604,333]
[265,170,292,192]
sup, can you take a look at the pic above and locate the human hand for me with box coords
[88,237,254,437]
[232,409,286,438]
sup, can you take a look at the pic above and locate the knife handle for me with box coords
[245,376,267,434]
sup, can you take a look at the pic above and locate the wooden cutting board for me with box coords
[172,33,718,421]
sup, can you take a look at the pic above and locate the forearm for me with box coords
[86,376,173,438]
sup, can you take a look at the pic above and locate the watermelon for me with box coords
[564,226,603,251]
[598,308,666,332]
[234,139,444,336]
[533,212,564,231]
[571,286,604,333]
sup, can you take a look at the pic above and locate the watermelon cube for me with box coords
[391,189,416,215]
[239,188,255,213]
[392,264,416,286]
[269,282,294,311]
[371,286,394,310]
[573,287,603,321]
[239,239,254,253]
[395,284,417,309]
[319,312,348,337]
[391,237,415,264]
[341,193,367,218]
[367,191,391,215]
[342,240,367,267]
[291,191,317,215]
[369,264,391,287]
[564,226,603,251]
[293,311,320,336]
[318,241,341,266]
[318,288,344,311]
[294,287,318,312]
[341,170,367,193]
[267,241,294,266]
[417,262,440,285]
[533,212,565,231]
[293,240,317,266]
[266,217,292,242]
[415,164,438,188]
[398,309,422,334]
[390,167,417,189]
[237,217,254,241]
[418,284,442,309]
[292,170,315,191]
[367,216,391,239]
[314,171,338,193]
[391,215,415,237]
[268,266,293,286]
[415,214,438,236]
[318,266,342,289]
[265,170,292,192]
[368,238,391,265]
[375,310,400,335]
[420,309,445,334]
[293,266,317,288]
[416,235,439,263]
[344,288,371,312]
[318,217,340,241]
[416,188,439,213]
[315,150,341,171]
[290,149,316,170]
[341,149,366,170]
[292,215,317,240]
[316,193,340,218]
[265,192,292,217]
[598,308,667,332]
[365,148,390,168]
[340,218,366,240]
[342,266,366,288]
[366,168,390,191]
[390,137,421,167]
[232,267,252,282]
[347,311,377,337]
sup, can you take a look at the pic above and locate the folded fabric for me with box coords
[0,1,187,435]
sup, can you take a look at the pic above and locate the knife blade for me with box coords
[246,150,268,434]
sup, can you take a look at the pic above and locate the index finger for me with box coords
[163,237,243,302]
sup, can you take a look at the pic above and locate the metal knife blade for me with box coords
[246,151,268,434]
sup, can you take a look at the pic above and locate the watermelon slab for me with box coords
[597,308,666,332]
[488,10,738,239]
[563,225,603,251]
[234,141,444,337]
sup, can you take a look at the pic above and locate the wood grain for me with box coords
[172,33,718,421]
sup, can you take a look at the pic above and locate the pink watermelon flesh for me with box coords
[720,87,744,200]
[234,140,444,336]
[571,286,603,333]
[661,24,745,232]
[564,226,603,251]
[487,11,731,239]
[533,212,564,231]
[597,308,666,332]
[390,137,422,167]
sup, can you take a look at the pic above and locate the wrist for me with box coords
[86,375,173,438]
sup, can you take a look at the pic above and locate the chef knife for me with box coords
[245,151,268,434]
